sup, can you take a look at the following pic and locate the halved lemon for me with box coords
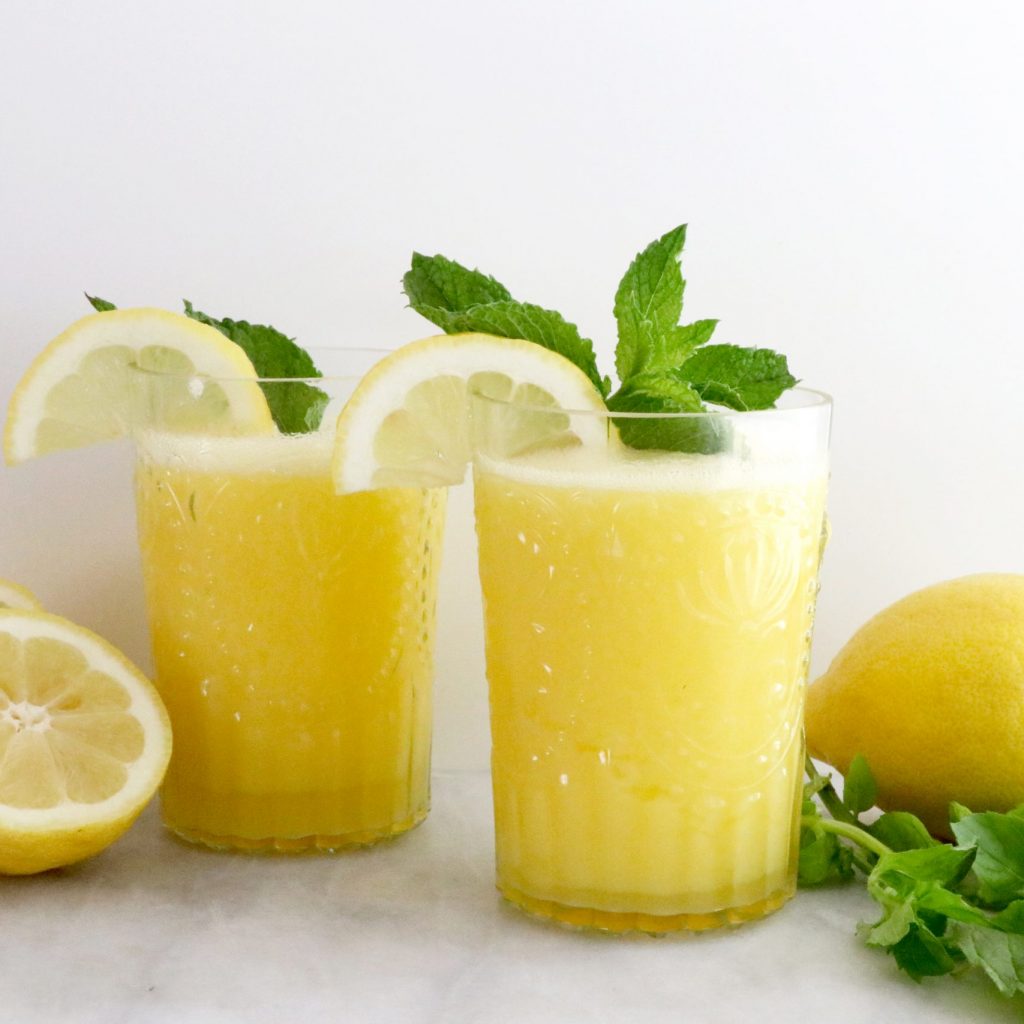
[332,333,609,492]
[4,308,274,465]
[0,610,171,874]
[0,579,42,612]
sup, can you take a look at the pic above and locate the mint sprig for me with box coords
[84,295,327,433]
[802,755,1024,999]
[613,224,716,379]
[403,225,798,452]
[404,256,608,397]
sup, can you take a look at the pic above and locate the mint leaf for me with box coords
[891,924,961,981]
[993,901,1024,932]
[607,371,704,413]
[799,808,855,886]
[871,846,976,891]
[676,345,797,411]
[183,301,328,433]
[915,885,993,926]
[842,753,878,815]
[952,811,1024,906]
[949,801,973,824]
[402,253,606,395]
[955,924,1024,996]
[668,318,718,358]
[408,296,607,398]
[607,371,728,454]
[614,224,690,380]
[868,812,937,852]
[86,294,116,312]
[403,253,511,313]
[798,829,852,885]
[864,899,917,948]
[183,302,319,378]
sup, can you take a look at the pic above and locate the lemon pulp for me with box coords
[0,611,171,874]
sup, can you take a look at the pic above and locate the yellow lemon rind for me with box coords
[4,308,273,465]
[332,332,609,493]
[0,609,172,874]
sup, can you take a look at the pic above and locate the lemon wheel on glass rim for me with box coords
[4,308,273,465]
[331,332,609,492]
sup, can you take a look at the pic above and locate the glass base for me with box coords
[165,807,429,854]
[499,879,795,934]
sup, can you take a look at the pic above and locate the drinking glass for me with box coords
[471,389,831,931]
[132,351,445,851]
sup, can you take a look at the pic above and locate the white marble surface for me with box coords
[1,772,1017,1024]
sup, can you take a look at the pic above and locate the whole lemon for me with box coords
[805,574,1024,836]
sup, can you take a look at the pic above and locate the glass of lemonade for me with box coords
[471,389,831,931]
[131,351,445,851]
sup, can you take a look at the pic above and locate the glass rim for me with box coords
[127,346,393,385]
[470,384,832,420]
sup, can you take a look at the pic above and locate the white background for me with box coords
[2,1,1023,773]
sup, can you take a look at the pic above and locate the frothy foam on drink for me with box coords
[476,443,827,493]
[136,430,335,476]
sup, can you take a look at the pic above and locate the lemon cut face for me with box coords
[0,611,171,873]
[332,333,609,492]
[4,308,273,465]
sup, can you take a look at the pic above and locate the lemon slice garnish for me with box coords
[332,333,609,492]
[4,308,273,464]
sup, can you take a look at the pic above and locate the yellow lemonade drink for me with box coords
[473,404,829,931]
[135,428,444,850]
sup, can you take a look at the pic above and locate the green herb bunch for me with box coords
[802,755,1024,999]
[403,225,797,451]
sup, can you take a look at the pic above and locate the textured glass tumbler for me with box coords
[132,351,445,851]
[472,389,831,931]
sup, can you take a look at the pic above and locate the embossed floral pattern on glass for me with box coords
[472,391,831,933]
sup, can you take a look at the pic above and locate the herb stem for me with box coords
[850,851,876,878]
[819,786,856,825]
[802,815,892,860]
[805,755,860,827]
